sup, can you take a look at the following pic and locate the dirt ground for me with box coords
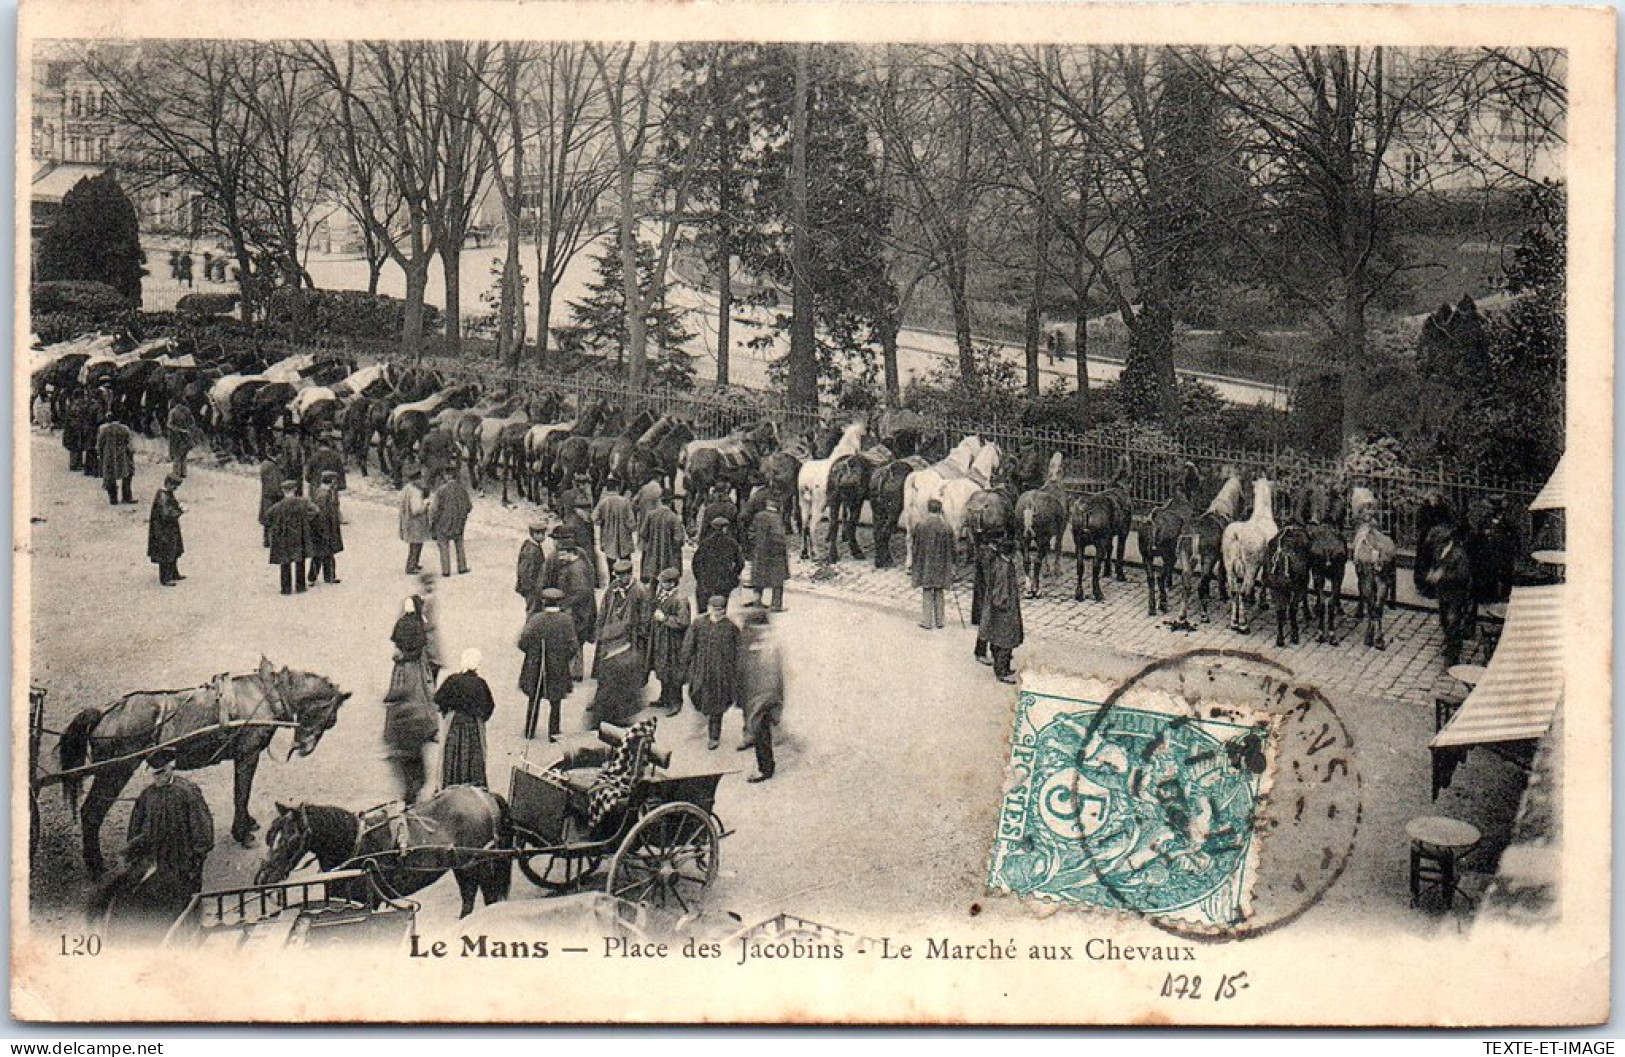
[25,428,1531,946]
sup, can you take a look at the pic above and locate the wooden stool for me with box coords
[1407,816,1482,910]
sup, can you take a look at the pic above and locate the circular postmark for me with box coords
[1004,648,1362,942]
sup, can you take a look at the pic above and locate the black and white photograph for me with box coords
[13,0,1612,1025]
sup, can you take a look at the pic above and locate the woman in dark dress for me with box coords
[435,649,495,788]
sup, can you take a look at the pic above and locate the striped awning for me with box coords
[1529,454,1566,511]
[1432,584,1564,748]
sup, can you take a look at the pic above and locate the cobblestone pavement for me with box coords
[789,547,1476,713]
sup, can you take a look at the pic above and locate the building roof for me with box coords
[32,161,108,206]
[1529,453,1566,511]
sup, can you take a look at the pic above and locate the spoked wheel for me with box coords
[606,803,719,914]
[514,830,603,892]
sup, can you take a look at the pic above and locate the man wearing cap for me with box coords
[970,530,1002,665]
[166,401,200,480]
[121,748,214,921]
[428,468,474,577]
[307,470,344,586]
[691,517,745,612]
[633,475,665,523]
[518,588,578,741]
[96,414,136,506]
[398,466,430,574]
[148,473,186,587]
[435,648,495,788]
[593,479,637,581]
[984,536,1026,684]
[544,527,596,676]
[699,484,739,542]
[647,567,691,715]
[749,497,790,612]
[516,519,550,614]
[683,596,741,750]
[266,480,317,595]
[911,498,955,630]
[304,436,346,494]
[588,632,646,729]
[637,490,686,585]
[594,558,651,678]
[561,487,601,588]
[738,606,785,782]
[258,453,285,548]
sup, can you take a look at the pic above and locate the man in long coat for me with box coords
[749,499,790,612]
[633,476,665,523]
[647,567,690,715]
[420,425,458,485]
[637,491,686,585]
[544,529,596,677]
[691,518,744,612]
[682,596,740,750]
[593,481,638,573]
[699,485,739,542]
[910,498,956,630]
[258,455,284,548]
[266,480,316,595]
[63,390,94,472]
[984,537,1026,684]
[561,487,602,588]
[166,401,199,480]
[307,470,344,585]
[97,417,136,505]
[970,532,1001,665]
[120,748,214,926]
[738,606,785,782]
[594,558,652,679]
[428,470,474,577]
[304,437,346,493]
[398,467,430,574]
[147,473,185,586]
[516,520,549,615]
[518,589,578,741]
[588,633,645,730]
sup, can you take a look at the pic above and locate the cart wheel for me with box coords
[607,803,719,913]
[513,830,602,892]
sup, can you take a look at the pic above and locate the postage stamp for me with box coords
[988,689,1272,929]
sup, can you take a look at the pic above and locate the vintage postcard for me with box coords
[12,0,1612,1025]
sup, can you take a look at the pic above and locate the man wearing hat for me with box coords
[587,632,646,729]
[398,465,430,575]
[166,400,200,481]
[738,606,785,782]
[121,747,214,922]
[593,479,638,583]
[699,484,739,542]
[258,453,285,548]
[561,486,601,588]
[543,526,596,676]
[911,498,955,630]
[594,558,651,679]
[435,648,495,788]
[266,480,317,595]
[516,519,550,615]
[307,469,344,586]
[647,567,691,715]
[637,490,686,585]
[428,468,474,577]
[983,535,1026,684]
[304,435,346,494]
[633,475,665,523]
[749,496,790,612]
[691,516,745,613]
[682,595,741,750]
[518,588,578,741]
[96,413,136,506]
[147,473,186,587]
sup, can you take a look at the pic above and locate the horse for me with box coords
[552,398,614,498]
[825,446,886,563]
[1351,512,1398,650]
[798,422,866,561]
[962,479,1018,556]
[760,447,805,537]
[604,408,659,489]
[1262,524,1312,647]
[1067,463,1134,604]
[1424,522,1476,664]
[940,443,1003,547]
[1301,479,1350,644]
[900,435,983,566]
[1412,491,1458,601]
[1009,442,1051,497]
[679,420,779,529]
[1013,453,1068,597]
[255,786,511,919]
[388,384,482,487]
[1220,477,1277,633]
[870,456,925,569]
[1137,462,1202,616]
[53,659,351,878]
[1467,496,1520,605]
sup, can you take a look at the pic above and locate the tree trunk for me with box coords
[1073,295,1091,429]
[535,270,556,370]
[617,165,647,388]
[403,262,429,361]
[1339,274,1368,447]
[716,245,731,387]
[786,45,819,409]
[441,243,462,358]
[881,314,901,404]
[947,265,976,383]
[1023,215,1045,398]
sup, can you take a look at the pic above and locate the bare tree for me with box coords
[430,42,498,358]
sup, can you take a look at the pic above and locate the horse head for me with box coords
[261,660,350,760]
[971,442,1001,483]
[256,803,315,885]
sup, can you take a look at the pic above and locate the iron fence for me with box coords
[292,344,1541,550]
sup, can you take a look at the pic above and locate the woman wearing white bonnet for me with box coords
[434,646,496,789]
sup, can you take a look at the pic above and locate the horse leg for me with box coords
[826,500,842,564]
[232,753,263,846]
[1146,554,1158,616]
[454,868,479,918]
[1114,532,1129,582]
[1092,546,1105,604]
[1072,530,1086,603]
[79,767,136,878]
[846,500,865,559]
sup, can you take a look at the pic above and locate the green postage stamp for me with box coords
[989,690,1273,930]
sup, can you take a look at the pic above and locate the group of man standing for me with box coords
[513,478,788,783]
[909,497,1024,684]
[259,448,346,595]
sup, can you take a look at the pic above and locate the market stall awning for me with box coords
[1432,584,1564,749]
[1529,454,1566,511]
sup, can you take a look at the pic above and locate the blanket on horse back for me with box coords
[854,443,895,468]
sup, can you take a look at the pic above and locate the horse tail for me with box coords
[58,706,103,819]
[489,791,514,903]
[1022,503,1035,540]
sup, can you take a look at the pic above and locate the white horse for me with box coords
[940,441,1003,540]
[1220,477,1276,633]
[901,435,983,566]
[797,422,866,560]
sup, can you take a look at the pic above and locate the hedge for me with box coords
[31,280,127,320]
[267,288,443,341]
[176,292,242,317]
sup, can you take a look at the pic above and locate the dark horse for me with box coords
[1424,523,1476,664]
[1068,473,1134,603]
[825,450,878,562]
[55,659,350,877]
[1301,480,1349,644]
[869,457,922,569]
[1013,452,1068,598]
[1138,463,1201,616]
[255,786,512,918]
[1263,525,1312,647]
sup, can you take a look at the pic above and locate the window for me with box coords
[1403,151,1426,186]
[68,92,80,117]
[98,137,110,162]
[67,137,79,162]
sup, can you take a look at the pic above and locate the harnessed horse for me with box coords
[1221,477,1277,633]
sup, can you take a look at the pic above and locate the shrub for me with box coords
[32,312,124,346]
[266,288,443,342]
[177,292,241,317]
[31,280,127,319]
[36,172,146,307]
